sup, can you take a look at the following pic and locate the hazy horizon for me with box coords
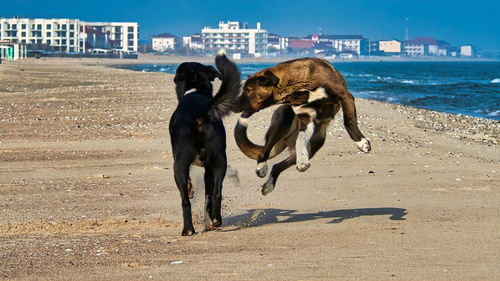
[4,0,499,51]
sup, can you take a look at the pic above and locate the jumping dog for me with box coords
[233,58,370,195]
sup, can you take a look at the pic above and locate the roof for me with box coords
[312,35,364,40]
[404,36,437,45]
[289,39,313,49]
[152,33,178,39]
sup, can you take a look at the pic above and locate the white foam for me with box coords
[487,110,500,117]
[491,78,500,84]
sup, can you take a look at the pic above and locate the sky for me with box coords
[3,0,499,51]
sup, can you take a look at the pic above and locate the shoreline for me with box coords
[6,57,500,123]
[7,53,499,66]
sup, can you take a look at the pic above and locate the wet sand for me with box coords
[0,57,499,280]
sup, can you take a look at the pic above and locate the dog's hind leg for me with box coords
[338,90,371,153]
[211,166,225,228]
[256,106,295,178]
[174,161,196,236]
[292,107,317,172]
[203,168,216,231]
[262,153,297,195]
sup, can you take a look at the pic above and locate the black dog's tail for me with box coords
[205,49,241,119]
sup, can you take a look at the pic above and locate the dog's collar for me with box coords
[185,88,197,94]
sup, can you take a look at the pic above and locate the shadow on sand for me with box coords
[223,207,407,231]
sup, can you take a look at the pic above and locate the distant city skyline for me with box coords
[3,0,499,51]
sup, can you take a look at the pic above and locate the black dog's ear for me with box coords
[204,65,221,81]
[257,70,280,87]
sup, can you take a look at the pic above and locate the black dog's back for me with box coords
[169,94,226,164]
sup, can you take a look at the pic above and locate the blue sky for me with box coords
[4,0,499,50]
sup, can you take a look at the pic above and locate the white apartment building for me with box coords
[81,21,139,52]
[201,21,267,56]
[460,45,473,57]
[331,36,365,55]
[0,17,138,53]
[152,33,177,52]
[0,17,81,52]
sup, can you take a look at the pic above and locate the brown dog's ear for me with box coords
[257,70,280,87]
[204,65,221,81]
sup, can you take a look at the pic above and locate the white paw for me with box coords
[356,138,371,153]
[296,152,311,172]
[256,161,268,178]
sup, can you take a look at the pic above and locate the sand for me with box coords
[0,57,499,280]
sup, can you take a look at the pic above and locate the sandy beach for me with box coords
[0,57,499,280]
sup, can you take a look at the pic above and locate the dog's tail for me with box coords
[234,117,284,160]
[205,49,241,119]
[234,117,262,159]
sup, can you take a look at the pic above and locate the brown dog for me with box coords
[233,58,371,194]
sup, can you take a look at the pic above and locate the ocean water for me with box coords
[118,61,500,120]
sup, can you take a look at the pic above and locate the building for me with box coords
[0,41,27,61]
[0,17,138,53]
[289,39,314,50]
[0,17,81,52]
[378,40,402,55]
[310,34,366,56]
[183,33,204,50]
[80,21,139,53]
[460,45,473,57]
[201,21,267,56]
[266,33,288,52]
[152,33,178,52]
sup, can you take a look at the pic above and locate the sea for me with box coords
[118,61,500,120]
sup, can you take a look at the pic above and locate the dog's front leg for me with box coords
[293,108,316,172]
[174,162,196,236]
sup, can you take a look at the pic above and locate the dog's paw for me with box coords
[256,161,268,178]
[181,228,196,236]
[261,178,275,196]
[356,138,371,153]
[296,152,311,172]
[296,161,311,172]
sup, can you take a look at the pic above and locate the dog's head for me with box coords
[174,62,221,100]
[234,70,280,117]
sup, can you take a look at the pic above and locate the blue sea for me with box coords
[118,61,500,120]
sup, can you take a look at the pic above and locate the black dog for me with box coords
[169,51,241,236]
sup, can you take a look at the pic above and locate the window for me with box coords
[47,24,51,30]
[115,26,122,32]
[70,32,74,37]
[21,32,26,37]
[46,32,51,37]
[128,40,134,46]
[128,33,134,39]
[127,26,134,32]
[62,24,67,30]
[69,24,74,30]
[47,39,51,45]
[70,39,74,45]
[22,24,26,29]
[37,24,42,30]
[62,39,67,45]
[12,24,17,29]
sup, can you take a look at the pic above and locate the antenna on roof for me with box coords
[405,18,409,40]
